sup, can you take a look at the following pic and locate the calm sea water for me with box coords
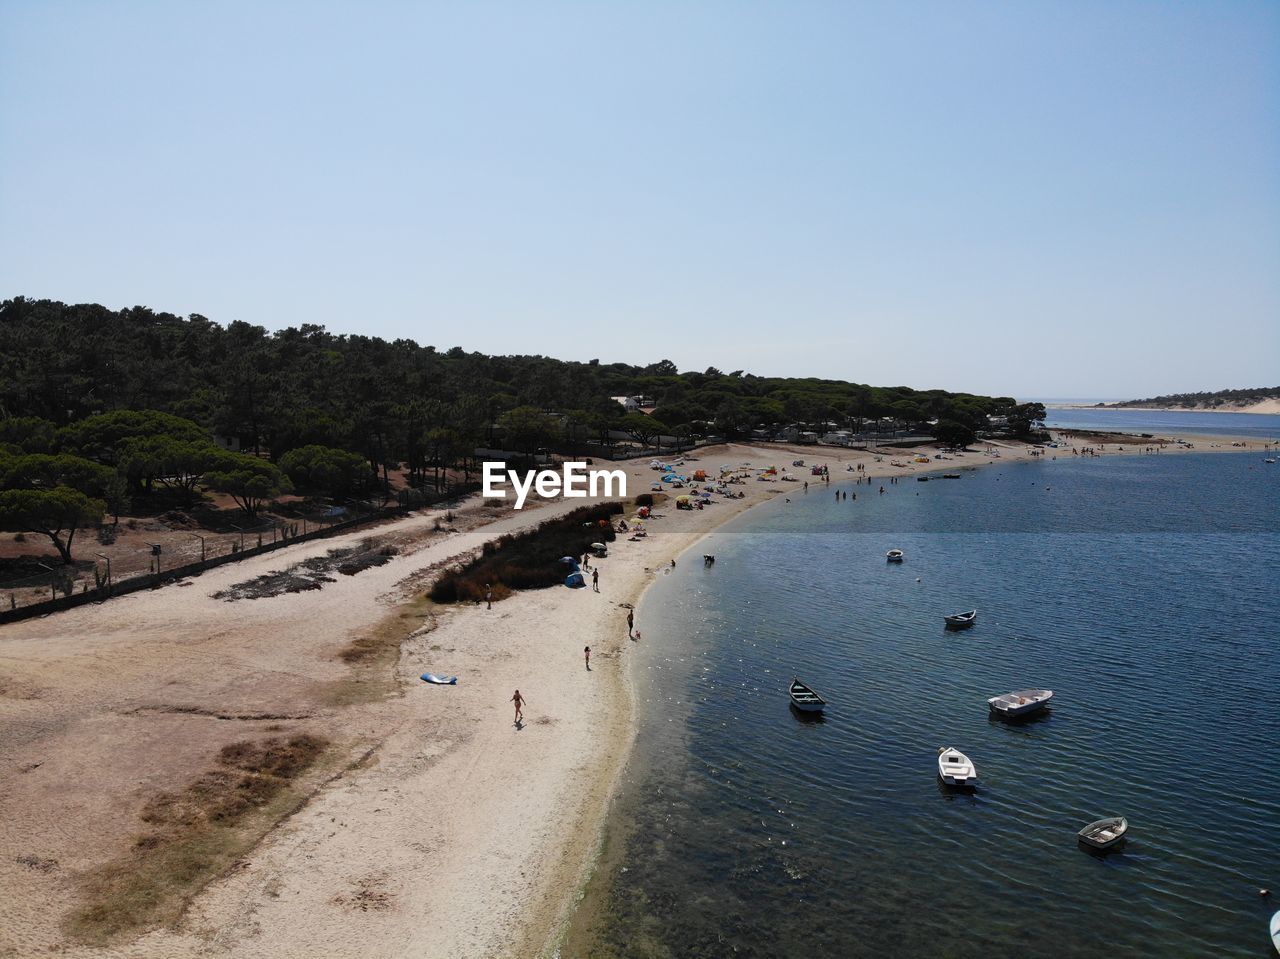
[582,453,1279,958]
[1043,406,1280,441]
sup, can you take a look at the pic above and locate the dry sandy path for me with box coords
[0,495,596,958]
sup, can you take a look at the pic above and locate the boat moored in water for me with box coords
[937,746,977,786]
[1269,909,1280,955]
[1077,816,1128,851]
[886,549,904,563]
[944,609,977,629]
[789,678,826,713]
[988,688,1053,718]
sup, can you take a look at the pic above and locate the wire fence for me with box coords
[1,485,478,622]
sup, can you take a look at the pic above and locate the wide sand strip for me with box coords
[0,437,1264,958]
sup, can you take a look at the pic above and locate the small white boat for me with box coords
[988,688,1053,718]
[886,549,904,563]
[1077,816,1128,851]
[789,677,826,713]
[1266,458,1277,464]
[1269,909,1280,955]
[944,609,977,629]
[937,746,977,786]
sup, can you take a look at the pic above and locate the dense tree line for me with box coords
[0,297,1033,561]
[1,297,1020,451]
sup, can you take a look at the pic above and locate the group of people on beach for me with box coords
[510,604,639,723]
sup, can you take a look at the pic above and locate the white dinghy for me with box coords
[987,688,1053,718]
[1077,816,1128,851]
[937,746,977,786]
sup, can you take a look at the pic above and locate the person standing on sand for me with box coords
[511,690,525,724]
[627,609,634,637]
[670,559,676,569]
[485,584,493,610]
[584,646,591,670]
[592,568,599,592]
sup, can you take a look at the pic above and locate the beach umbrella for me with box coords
[559,556,577,564]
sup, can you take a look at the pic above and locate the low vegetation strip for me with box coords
[1110,386,1279,409]
[65,734,329,944]
[430,502,623,603]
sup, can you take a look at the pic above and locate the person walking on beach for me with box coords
[511,689,525,725]
[627,609,634,637]
[485,584,493,610]
[584,646,591,670]
[592,568,599,592]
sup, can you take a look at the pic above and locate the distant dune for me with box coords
[1101,389,1280,415]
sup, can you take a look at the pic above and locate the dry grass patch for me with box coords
[326,597,435,706]
[64,734,329,945]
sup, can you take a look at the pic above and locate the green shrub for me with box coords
[430,503,623,603]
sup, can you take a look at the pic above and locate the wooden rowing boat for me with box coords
[789,677,826,713]
[1077,816,1128,851]
[944,609,977,629]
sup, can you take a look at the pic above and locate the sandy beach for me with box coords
[0,434,1268,958]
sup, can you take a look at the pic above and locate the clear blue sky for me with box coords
[2,1,1277,399]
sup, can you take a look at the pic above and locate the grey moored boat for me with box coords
[1077,816,1128,851]
[789,678,826,713]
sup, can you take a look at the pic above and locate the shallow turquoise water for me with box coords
[590,453,1279,958]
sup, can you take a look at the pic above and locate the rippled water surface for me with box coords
[586,453,1279,958]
